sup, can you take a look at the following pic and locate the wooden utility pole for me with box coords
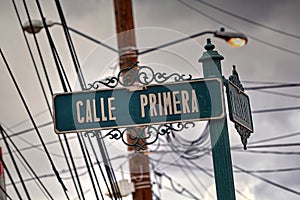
[113,1,153,200]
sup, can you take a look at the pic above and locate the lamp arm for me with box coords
[138,31,216,55]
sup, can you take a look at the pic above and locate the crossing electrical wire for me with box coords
[0,121,53,140]
[245,83,300,90]
[176,0,300,57]
[234,165,300,196]
[253,106,300,114]
[250,131,300,145]
[252,89,300,99]
[1,125,54,199]
[0,153,22,199]
[192,0,300,40]
[11,0,53,117]
[233,149,300,156]
[153,170,201,200]
[1,48,69,199]
[20,0,84,197]
[0,125,31,199]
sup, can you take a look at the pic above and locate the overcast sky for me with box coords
[1,0,300,199]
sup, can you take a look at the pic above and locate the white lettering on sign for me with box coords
[140,90,199,118]
[76,97,116,123]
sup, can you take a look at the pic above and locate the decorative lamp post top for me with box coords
[199,38,224,63]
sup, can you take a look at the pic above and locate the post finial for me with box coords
[204,38,215,51]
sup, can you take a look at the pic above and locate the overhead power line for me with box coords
[1,125,54,199]
[253,90,300,99]
[192,0,300,40]
[245,83,300,90]
[253,106,300,114]
[250,131,300,144]
[176,0,300,57]
[234,165,300,196]
[232,142,300,150]
[0,125,31,199]
[234,149,300,156]
[0,48,69,198]
[0,121,53,140]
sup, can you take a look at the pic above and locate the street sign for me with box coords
[227,80,253,132]
[53,78,224,133]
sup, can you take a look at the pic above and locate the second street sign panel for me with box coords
[227,80,253,132]
[53,78,224,133]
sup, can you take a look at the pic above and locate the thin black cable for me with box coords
[54,0,86,89]
[250,131,300,144]
[0,121,53,140]
[53,3,122,199]
[235,167,300,174]
[234,165,300,196]
[0,48,69,198]
[234,149,300,156]
[101,132,123,199]
[51,23,118,53]
[87,135,113,198]
[32,0,90,197]
[187,159,250,200]
[0,125,31,199]
[243,80,292,85]
[193,0,300,40]
[1,134,78,158]
[21,0,54,95]
[154,170,201,200]
[178,159,205,198]
[139,31,215,55]
[0,185,13,200]
[5,155,127,186]
[78,134,100,200]
[254,89,300,99]
[32,1,82,196]
[176,0,300,57]
[58,136,82,200]
[1,126,54,199]
[11,0,52,116]
[96,133,122,200]
[245,83,300,90]
[253,106,300,114]
[48,2,122,199]
[12,145,51,200]
[50,2,107,197]
[7,109,48,130]
[81,135,104,199]
[182,158,214,199]
[232,142,300,150]
[0,154,22,200]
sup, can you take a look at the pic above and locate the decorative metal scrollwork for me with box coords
[84,122,195,151]
[229,65,244,91]
[84,62,195,149]
[86,62,192,90]
[235,124,251,150]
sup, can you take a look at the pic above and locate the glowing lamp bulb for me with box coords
[227,38,247,48]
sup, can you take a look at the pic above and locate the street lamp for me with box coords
[23,19,247,55]
[138,27,247,55]
[22,19,119,53]
[215,27,247,48]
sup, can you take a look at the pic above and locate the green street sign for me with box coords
[53,78,224,134]
[227,80,253,132]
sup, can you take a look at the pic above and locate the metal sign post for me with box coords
[199,38,236,200]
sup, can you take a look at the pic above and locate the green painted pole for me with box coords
[199,39,236,200]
